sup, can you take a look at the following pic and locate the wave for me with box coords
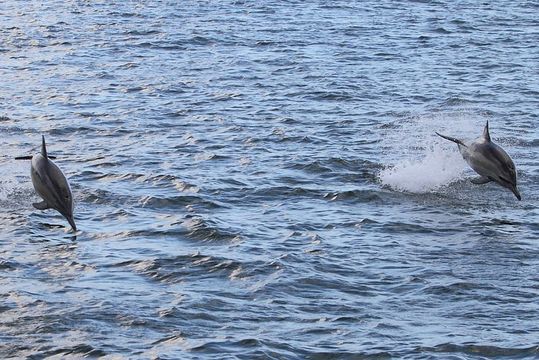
[248,186,325,200]
[180,216,241,243]
[117,252,277,284]
[323,189,381,202]
[0,260,17,270]
[123,254,243,284]
[185,337,394,359]
[288,158,380,179]
[138,195,218,210]
[29,344,107,358]
[418,343,539,357]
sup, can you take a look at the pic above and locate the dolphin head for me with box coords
[485,122,520,201]
[479,139,521,201]
[493,151,521,201]
[54,191,77,231]
[498,176,521,201]
[37,171,77,231]
[49,175,77,231]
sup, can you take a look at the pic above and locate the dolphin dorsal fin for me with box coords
[482,121,491,142]
[41,135,48,159]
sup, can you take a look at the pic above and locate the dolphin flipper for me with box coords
[470,176,491,185]
[15,155,56,160]
[33,201,50,210]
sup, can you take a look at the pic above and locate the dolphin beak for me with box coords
[66,216,77,232]
[511,186,521,201]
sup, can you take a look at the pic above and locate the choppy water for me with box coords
[1,1,538,358]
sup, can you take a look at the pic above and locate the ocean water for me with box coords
[1,1,538,358]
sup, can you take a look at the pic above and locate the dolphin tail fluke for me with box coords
[41,135,48,159]
[435,132,467,147]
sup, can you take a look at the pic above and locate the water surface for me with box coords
[1,1,538,358]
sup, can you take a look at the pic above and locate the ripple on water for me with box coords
[29,344,107,359]
[133,254,241,283]
[418,343,539,358]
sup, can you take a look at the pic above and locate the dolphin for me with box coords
[436,121,521,200]
[30,136,77,231]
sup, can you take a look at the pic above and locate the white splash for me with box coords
[378,111,483,193]
[378,145,465,193]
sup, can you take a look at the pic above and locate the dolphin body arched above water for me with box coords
[436,121,521,200]
[30,136,77,231]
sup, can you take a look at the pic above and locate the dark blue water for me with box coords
[1,1,538,358]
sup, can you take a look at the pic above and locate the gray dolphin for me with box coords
[436,121,521,200]
[30,136,77,231]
